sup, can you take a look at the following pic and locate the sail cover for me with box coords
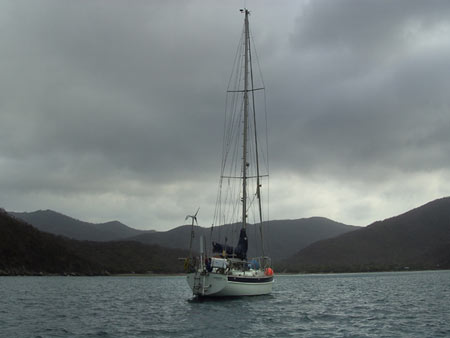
[234,228,248,259]
[212,228,248,260]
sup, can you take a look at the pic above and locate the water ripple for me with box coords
[1,271,449,337]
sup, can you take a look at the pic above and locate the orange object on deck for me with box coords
[264,267,274,276]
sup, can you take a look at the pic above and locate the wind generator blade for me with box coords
[193,207,200,225]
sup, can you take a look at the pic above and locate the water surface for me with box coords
[1,271,449,337]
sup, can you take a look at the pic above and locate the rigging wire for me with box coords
[210,14,270,257]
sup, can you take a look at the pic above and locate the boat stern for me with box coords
[187,272,228,296]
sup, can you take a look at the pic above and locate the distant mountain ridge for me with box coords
[129,217,358,261]
[0,209,186,275]
[283,197,450,272]
[3,196,450,274]
[9,210,357,262]
[9,210,152,242]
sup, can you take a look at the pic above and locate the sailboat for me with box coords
[186,9,274,297]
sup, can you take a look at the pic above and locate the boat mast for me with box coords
[241,8,250,230]
[248,27,265,257]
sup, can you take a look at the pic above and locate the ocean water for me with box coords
[1,271,449,337]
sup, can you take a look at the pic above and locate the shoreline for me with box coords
[1,268,448,277]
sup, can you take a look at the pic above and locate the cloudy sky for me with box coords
[1,0,450,230]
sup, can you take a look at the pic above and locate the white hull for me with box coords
[187,272,274,297]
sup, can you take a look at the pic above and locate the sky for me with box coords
[1,0,450,231]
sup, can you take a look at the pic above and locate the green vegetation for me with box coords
[0,210,186,275]
[281,197,450,273]
[2,196,450,275]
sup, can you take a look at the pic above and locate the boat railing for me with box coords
[188,255,272,274]
[247,256,272,270]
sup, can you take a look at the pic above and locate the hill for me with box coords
[129,217,358,261]
[0,209,102,275]
[283,197,450,272]
[9,210,151,242]
[0,209,187,275]
[10,210,357,262]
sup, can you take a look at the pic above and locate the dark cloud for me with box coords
[1,0,450,229]
[269,0,450,178]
